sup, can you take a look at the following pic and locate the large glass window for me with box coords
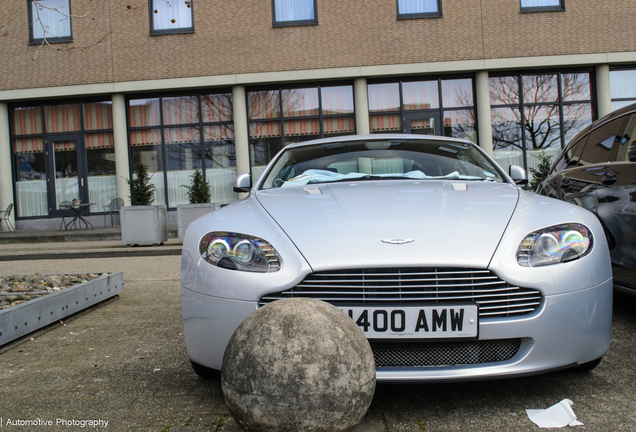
[149,0,194,35]
[28,0,72,43]
[368,77,476,142]
[520,0,564,12]
[272,0,317,27]
[610,68,636,111]
[128,92,236,208]
[10,101,115,218]
[397,0,442,19]
[247,84,355,179]
[489,71,594,183]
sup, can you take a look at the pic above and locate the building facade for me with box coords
[1,0,636,230]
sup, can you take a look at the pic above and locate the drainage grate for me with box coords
[371,338,522,368]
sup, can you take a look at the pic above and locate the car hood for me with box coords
[255,180,520,271]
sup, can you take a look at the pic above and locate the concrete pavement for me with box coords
[0,241,636,431]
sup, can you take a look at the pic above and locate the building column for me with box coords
[112,94,131,206]
[232,85,250,196]
[596,64,612,119]
[354,78,370,135]
[475,71,494,157]
[0,102,14,231]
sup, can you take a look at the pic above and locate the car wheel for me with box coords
[573,357,603,372]
[190,360,219,379]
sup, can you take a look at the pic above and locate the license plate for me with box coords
[340,305,478,339]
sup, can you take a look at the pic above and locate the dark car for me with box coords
[537,103,636,293]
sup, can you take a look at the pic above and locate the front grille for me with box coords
[371,339,522,367]
[260,268,542,318]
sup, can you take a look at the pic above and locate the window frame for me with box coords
[125,90,236,209]
[520,0,564,13]
[396,0,443,19]
[271,0,318,28]
[27,0,73,44]
[148,0,195,36]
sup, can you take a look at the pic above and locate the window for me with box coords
[368,77,476,142]
[28,0,72,44]
[610,68,636,111]
[489,71,594,183]
[149,0,194,35]
[397,0,442,19]
[272,0,317,27]
[520,0,564,12]
[10,101,115,218]
[127,92,237,208]
[247,84,355,178]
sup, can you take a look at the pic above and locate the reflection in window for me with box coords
[402,81,439,110]
[248,85,355,177]
[369,78,476,142]
[490,72,593,184]
[150,0,194,34]
[29,0,72,43]
[128,93,236,207]
[272,0,317,26]
[397,0,441,18]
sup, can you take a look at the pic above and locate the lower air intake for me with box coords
[371,338,521,368]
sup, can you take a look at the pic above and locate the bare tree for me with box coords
[29,0,189,61]
[490,74,590,151]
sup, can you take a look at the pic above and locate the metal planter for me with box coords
[0,272,124,346]
[177,203,218,243]
[121,205,168,246]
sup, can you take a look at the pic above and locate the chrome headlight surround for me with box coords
[199,232,282,273]
[517,223,593,267]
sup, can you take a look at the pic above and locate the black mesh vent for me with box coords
[260,268,542,318]
[371,339,522,368]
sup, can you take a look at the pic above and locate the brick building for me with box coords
[1,0,636,230]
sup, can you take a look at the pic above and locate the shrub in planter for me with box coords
[182,169,211,204]
[128,163,156,206]
[121,164,166,246]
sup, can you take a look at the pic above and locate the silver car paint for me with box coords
[181,134,613,381]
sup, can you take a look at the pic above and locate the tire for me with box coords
[190,360,220,379]
[572,357,603,372]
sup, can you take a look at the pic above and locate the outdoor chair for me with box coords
[105,198,124,227]
[59,201,76,230]
[0,203,14,232]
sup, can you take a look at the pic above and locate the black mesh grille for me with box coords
[371,339,522,368]
[260,268,542,318]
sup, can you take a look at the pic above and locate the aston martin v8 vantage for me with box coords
[181,135,612,382]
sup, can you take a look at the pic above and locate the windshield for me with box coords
[260,138,506,189]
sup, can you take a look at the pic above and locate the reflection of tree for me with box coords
[490,74,590,151]
[17,153,47,180]
[248,88,307,166]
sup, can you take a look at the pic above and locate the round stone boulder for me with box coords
[221,298,376,432]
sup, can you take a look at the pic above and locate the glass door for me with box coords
[403,112,441,135]
[47,134,85,217]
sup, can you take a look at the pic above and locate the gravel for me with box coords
[0,273,106,310]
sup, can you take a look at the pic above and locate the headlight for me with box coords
[517,224,593,267]
[199,232,282,273]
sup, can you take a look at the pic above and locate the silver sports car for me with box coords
[181,135,613,382]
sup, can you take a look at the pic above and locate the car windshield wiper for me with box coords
[314,175,416,184]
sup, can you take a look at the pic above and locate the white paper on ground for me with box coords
[526,399,584,428]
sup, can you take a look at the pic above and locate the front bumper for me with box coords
[181,278,612,382]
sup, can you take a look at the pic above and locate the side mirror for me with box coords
[233,173,252,193]
[509,165,528,185]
